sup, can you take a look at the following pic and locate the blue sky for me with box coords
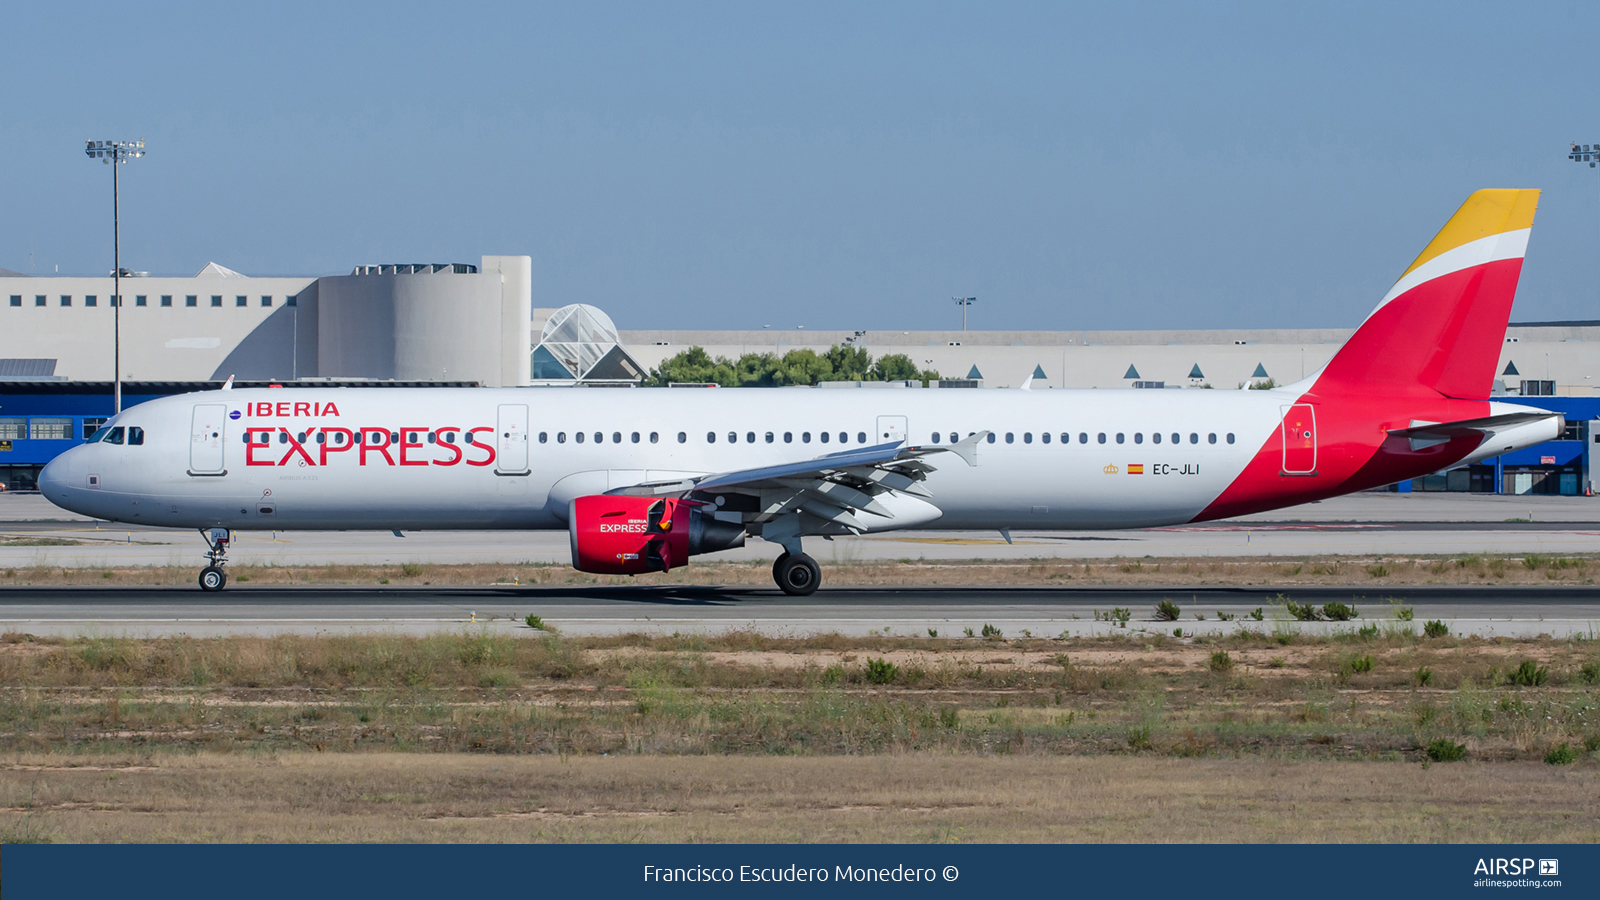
[2,1,1596,331]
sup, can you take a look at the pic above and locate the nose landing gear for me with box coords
[198,527,231,592]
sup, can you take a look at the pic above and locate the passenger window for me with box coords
[441,432,452,444]
[578,432,588,443]
[594,432,602,443]
[765,432,774,443]
[949,433,958,443]
[1041,433,1050,444]
[677,432,686,443]
[127,427,144,446]
[707,432,716,443]
[930,433,941,443]
[1024,433,1033,444]
[1227,433,1236,444]
[728,432,737,443]
[1152,433,1161,444]
[105,427,125,445]
[857,432,866,443]
[1097,433,1105,444]
[820,432,830,443]
[1190,433,1198,444]
[802,432,811,443]
[1079,433,1088,444]
[558,432,567,443]
[1116,433,1125,444]
[1171,433,1180,444]
[427,432,436,444]
[539,432,547,443]
[650,432,659,443]
[612,432,621,443]
[316,432,326,444]
[279,432,289,444]
[748,432,757,443]
[784,432,793,443]
[986,433,996,444]
[390,432,399,444]
[1207,433,1216,444]
[631,432,640,443]
[298,432,308,443]
[1134,433,1143,444]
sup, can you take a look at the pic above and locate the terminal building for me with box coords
[0,260,1594,497]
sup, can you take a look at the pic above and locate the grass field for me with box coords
[3,551,1600,587]
[0,624,1596,842]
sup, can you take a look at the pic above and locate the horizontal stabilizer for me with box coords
[1387,411,1563,451]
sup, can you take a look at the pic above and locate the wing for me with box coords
[606,432,988,534]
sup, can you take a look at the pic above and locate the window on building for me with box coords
[235,296,247,307]
[34,296,45,307]
[135,295,147,307]
[0,419,25,440]
[85,295,96,307]
[80,418,108,439]
[60,296,71,307]
[7,296,18,307]
[187,295,199,307]
[261,296,273,307]
[211,296,222,307]
[30,418,73,440]
[160,295,173,307]
[286,295,297,307]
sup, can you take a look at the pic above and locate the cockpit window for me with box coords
[103,426,125,445]
[127,427,144,446]
[85,426,109,443]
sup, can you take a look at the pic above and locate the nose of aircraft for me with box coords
[37,453,76,511]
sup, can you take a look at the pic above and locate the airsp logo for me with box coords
[1539,859,1559,876]
[1473,858,1550,876]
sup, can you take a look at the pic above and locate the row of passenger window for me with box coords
[930,431,1236,445]
[7,295,296,308]
[241,430,478,445]
[540,431,869,445]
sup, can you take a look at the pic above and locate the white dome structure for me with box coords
[532,304,643,381]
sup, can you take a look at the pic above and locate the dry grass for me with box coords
[3,552,1600,587]
[0,630,1596,842]
[1,753,1597,843]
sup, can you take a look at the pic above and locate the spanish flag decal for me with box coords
[1128,464,1144,474]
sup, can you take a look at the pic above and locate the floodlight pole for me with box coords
[953,296,976,332]
[1570,142,1600,303]
[85,140,145,414]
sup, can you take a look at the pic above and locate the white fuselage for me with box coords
[40,386,1294,532]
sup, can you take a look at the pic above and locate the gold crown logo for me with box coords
[1102,463,1119,474]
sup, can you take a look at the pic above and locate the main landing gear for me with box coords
[772,551,821,596]
[198,527,231,592]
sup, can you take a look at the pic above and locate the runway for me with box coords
[2,584,1595,638]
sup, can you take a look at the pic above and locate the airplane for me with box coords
[37,189,1561,594]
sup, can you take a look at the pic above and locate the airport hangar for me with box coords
[0,260,1594,497]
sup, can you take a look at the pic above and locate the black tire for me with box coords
[774,553,821,596]
[771,552,791,585]
[199,566,227,592]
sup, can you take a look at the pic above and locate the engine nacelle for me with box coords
[568,495,745,575]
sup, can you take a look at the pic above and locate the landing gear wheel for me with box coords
[774,552,821,596]
[199,565,227,592]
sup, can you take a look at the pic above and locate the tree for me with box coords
[645,345,941,387]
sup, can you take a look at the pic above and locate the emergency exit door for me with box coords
[1280,404,1317,475]
[876,416,908,445]
[496,404,529,474]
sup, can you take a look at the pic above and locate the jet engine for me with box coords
[568,495,745,575]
